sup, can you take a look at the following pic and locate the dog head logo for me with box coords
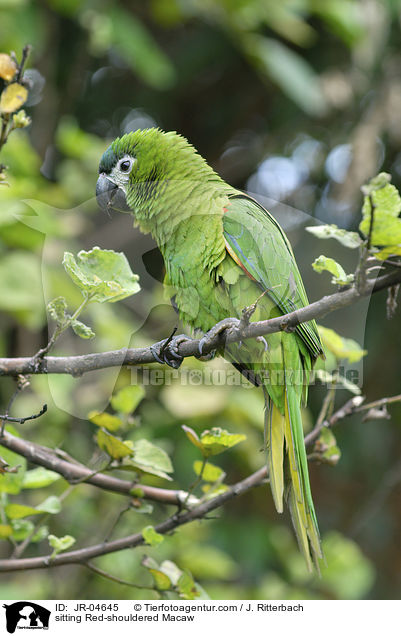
[3,602,50,633]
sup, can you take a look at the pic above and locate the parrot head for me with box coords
[96,128,222,228]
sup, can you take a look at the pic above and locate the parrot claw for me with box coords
[256,335,269,352]
[150,333,192,369]
[197,317,242,357]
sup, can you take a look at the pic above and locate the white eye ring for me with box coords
[118,158,133,173]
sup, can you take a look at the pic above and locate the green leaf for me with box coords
[374,245,401,260]
[22,467,61,489]
[314,428,341,465]
[142,557,172,590]
[306,224,362,248]
[142,525,164,547]
[359,212,401,247]
[5,503,42,519]
[177,570,199,600]
[182,425,204,451]
[360,175,401,246]
[47,296,68,325]
[36,496,61,514]
[97,429,134,460]
[88,411,123,432]
[63,246,140,303]
[361,177,399,214]
[0,444,26,494]
[148,569,172,590]
[32,525,49,543]
[0,524,13,539]
[48,534,76,557]
[10,519,34,541]
[318,325,367,363]
[71,318,95,339]
[127,438,173,480]
[193,461,225,482]
[200,428,246,456]
[361,172,391,194]
[244,35,327,116]
[183,426,246,457]
[111,385,145,414]
[312,255,354,286]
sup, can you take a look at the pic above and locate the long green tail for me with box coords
[264,342,323,571]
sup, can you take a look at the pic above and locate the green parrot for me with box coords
[96,128,324,570]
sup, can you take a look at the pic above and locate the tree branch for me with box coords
[1,268,400,378]
[1,389,399,573]
[0,430,188,505]
[0,464,268,572]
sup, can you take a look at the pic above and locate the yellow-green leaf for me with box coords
[97,429,134,459]
[374,245,401,260]
[22,467,61,489]
[318,325,367,363]
[362,181,401,218]
[312,255,354,286]
[199,428,246,457]
[0,83,28,114]
[111,385,145,414]
[125,438,173,480]
[177,570,199,600]
[306,224,362,248]
[0,524,13,539]
[48,534,76,556]
[360,212,401,246]
[63,247,140,303]
[148,568,172,590]
[5,503,42,519]
[89,411,123,432]
[193,460,225,482]
[314,428,341,465]
[182,425,204,450]
[142,524,164,546]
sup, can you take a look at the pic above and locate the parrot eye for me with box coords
[119,159,132,173]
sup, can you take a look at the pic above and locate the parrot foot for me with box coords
[197,317,241,357]
[150,331,192,369]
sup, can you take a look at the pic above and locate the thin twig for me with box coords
[84,562,156,591]
[0,377,33,437]
[0,404,47,428]
[15,44,32,82]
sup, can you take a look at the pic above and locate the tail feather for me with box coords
[263,340,323,571]
[287,483,313,571]
[266,399,285,513]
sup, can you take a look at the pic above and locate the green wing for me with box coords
[223,193,323,359]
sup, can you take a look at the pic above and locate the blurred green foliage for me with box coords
[0,0,401,601]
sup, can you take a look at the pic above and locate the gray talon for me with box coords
[150,344,165,365]
[197,318,241,357]
[151,334,192,368]
[256,336,269,352]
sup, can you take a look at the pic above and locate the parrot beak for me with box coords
[96,173,130,213]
